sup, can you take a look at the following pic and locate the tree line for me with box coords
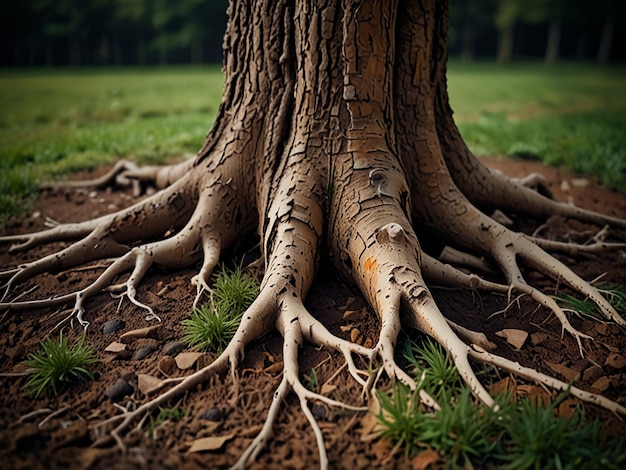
[1,0,623,67]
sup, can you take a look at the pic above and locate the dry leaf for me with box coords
[320,383,337,395]
[545,362,578,382]
[342,308,366,322]
[104,342,127,353]
[489,377,516,396]
[119,325,160,344]
[495,329,528,349]
[188,434,235,453]
[605,353,626,369]
[175,352,204,370]
[411,449,440,470]
[591,376,611,392]
[530,332,548,346]
[138,374,164,395]
[517,384,551,406]
[350,328,360,343]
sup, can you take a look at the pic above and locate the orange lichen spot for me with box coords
[363,257,378,272]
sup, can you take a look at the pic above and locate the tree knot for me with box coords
[375,223,406,244]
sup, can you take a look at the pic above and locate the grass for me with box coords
[448,62,626,190]
[147,405,189,439]
[181,264,259,353]
[1,62,625,223]
[376,335,625,468]
[23,333,96,398]
[555,283,626,322]
[0,66,223,223]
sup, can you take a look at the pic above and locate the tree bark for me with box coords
[545,19,561,64]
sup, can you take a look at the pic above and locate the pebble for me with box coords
[102,319,126,335]
[201,408,223,422]
[132,345,158,361]
[105,378,134,401]
[311,403,328,421]
[162,341,186,357]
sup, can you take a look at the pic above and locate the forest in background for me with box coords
[1,0,624,68]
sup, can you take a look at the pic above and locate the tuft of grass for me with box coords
[23,333,96,398]
[181,265,259,353]
[499,394,625,470]
[376,336,625,468]
[555,283,626,322]
[403,337,461,400]
[147,405,188,439]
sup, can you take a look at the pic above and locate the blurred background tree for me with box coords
[0,0,623,66]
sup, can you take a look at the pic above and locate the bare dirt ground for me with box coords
[1,157,625,469]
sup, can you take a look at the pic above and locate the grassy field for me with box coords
[1,62,625,222]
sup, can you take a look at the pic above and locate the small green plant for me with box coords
[499,394,626,469]
[376,381,425,458]
[555,283,626,321]
[182,264,259,353]
[376,383,496,465]
[403,337,461,400]
[147,405,189,438]
[23,333,96,398]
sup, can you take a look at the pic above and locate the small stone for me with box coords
[560,180,571,192]
[132,345,157,361]
[102,319,125,335]
[162,341,186,357]
[89,191,98,198]
[311,403,328,421]
[201,407,223,422]
[105,378,134,401]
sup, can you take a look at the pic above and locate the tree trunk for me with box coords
[597,16,615,64]
[497,23,515,64]
[545,19,561,64]
[3,0,625,467]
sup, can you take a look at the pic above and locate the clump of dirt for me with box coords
[1,157,625,469]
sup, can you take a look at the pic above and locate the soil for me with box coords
[1,157,626,469]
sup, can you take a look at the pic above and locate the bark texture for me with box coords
[2,0,626,468]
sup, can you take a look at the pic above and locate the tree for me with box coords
[1,0,625,468]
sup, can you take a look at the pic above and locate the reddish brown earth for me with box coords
[1,157,625,469]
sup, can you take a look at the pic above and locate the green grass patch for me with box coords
[375,336,625,468]
[182,264,259,353]
[0,67,223,223]
[447,62,626,190]
[23,333,96,397]
[147,405,189,439]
